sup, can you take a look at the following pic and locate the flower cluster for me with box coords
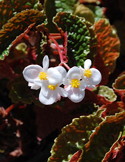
[23,55,102,105]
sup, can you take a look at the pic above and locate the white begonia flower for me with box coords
[64,66,85,103]
[23,55,64,88]
[39,80,68,105]
[81,59,102,88]
[23,55,68,105]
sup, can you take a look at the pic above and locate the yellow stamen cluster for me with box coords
[48,84,57,90]
[39,72,47,80]
[70,79,80,88]
[84,69,92,78]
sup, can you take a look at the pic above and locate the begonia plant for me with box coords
[0,0,125,162]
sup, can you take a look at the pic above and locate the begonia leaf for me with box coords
[69,150,83,162]
[45,0,77,28]
[94,53,109,85]
[79,111,125,162]
[0,9,45,59]
[102,136,125,162]
[79,0,100,2]
[100,101,125,118]
[55,0,77,13]
[112,73,125,97]
[0,0,39,28]
[48,111,103,162]
[9,78,37,104]
[74,3,95,24]
[94,85,117,102]
[53,12,97,67]
[9,23,42,63]
[94,18,120,74]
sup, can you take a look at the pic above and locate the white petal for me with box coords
[66,87,85,103]
[47,68,62,84]
[42,55,49,70]
[57,87,68,97]
[80,81,86,90]
[34,78,46,87]
[55,66,67,78]
[28,82,40,90]
[84,59,92,69]
[67,67,81,80]
[39,90,57,105]
[23,65,43,82]
[90,68,102,85]
[40,83,50,97]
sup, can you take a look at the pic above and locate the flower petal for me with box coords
[55,66,67,78]
[47,68,62,84]
[67,66,81,80]
[39,89,57,105]
[66,87,85,103]
[58,87,68,97]
[90,68,102,85]
[28,82,41,90]
[40,83,50,97]
[23,65,43,82]
[42,55,49,70]
[84,59,91,69]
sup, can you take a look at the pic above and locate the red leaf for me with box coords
[69,150,83,162]
[100,101,125,118]
[94,19,120,74]
[113,73,125,97]
[94,53,109,85]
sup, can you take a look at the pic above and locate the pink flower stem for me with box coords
[59,62,70,70]
[49,36,64,62]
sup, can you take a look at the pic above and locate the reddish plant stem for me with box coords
[49,32,68,65]
[49,35,62,39]
[59,62,70,70]
[49,36,64,62]
[6,104,16,114]
[63,32,68,61]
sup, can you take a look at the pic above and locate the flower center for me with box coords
[70,79,80,88]
[48,84,57,90]
[84,69,92,78]
[39,72,47,80]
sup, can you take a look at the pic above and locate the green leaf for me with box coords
[79,112,125,162]
[0,45,10,60]
[74,3,95,24]
[55,0,77,13]
[48,111,103,162]
[44,0,77,30]
[9,77,37,104]
[93,85,117,102]
[0,9,45,59]
[53,12,97,67]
